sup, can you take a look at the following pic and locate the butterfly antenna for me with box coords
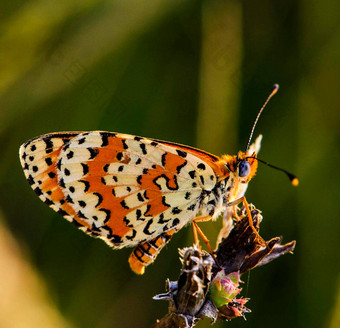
[245,84,279,152]
[256,157,299,186]
[244,84,299,187]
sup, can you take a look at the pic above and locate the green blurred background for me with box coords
[0,0,339,327]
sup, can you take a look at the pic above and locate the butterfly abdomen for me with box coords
[128,227,180,274]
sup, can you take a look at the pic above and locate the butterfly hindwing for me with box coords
[20,131,219,248]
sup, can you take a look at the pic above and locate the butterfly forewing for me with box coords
[20,131,218,249]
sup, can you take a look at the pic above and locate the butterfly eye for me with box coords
[238,160,251,178]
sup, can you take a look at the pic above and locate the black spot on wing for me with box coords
[143,219,155,236]
[187,204,196,211]
[116,152,123,161]
[162,224,169,232]
[188,170,196,179]
[126,229,137,240]
[99,208,111,223]
[78,200,86,208]
[91,223,101,234]
[44,198,53,206]
[176,160,187,174]
[93,192,103,207]
[88,148,99,159]
[59,178,66,188]
[122,139,128,149]
[100,134,109,147]
[123,216,134,228]
[63,142,70,151]
[162,196,171,207]
[103,164,109,172]
[79,180,90,192]
[137,192,144,202]
[136,209,144,221]
[45,157,53,166]
[78,137,86,145]
[48,172,56,179]
[139,143,147,155]
[197,163,206,170]
[157,213,170,224]
[66,195,74,204]
[27,175,34,186]
[144,204,152,217]
[110,234,123,245]
[120,200,129,209]
[66,151,74,159]
[81,163,89,175]
[143,190,149,199]
[56,159,62,171]
[43,138,54,154]
[34,187,42,196]
[172,218,180,227]
[161,153,166,167]
[176,149,187,158]
[171,207,182,214]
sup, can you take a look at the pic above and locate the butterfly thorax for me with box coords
[198,151,258,220]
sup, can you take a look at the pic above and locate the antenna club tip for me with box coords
[271,84,280,95]
[291,177,299,187]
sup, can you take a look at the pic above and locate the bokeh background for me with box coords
[0,0,339,327]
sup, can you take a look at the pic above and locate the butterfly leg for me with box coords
[129,228,179,275]
[228,196,265,245]
[193,215,213,222]
[192,220,214,254]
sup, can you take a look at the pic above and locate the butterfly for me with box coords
[19,85,297,274]
[19,130,264,274]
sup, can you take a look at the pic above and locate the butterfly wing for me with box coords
[20,131,220,249]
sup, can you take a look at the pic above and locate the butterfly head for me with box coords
[236,152,258,183]
[219,151,258,184]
